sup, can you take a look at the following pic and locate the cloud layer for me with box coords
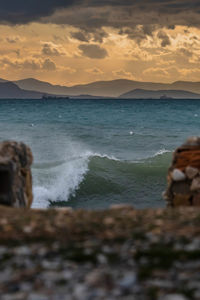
[1,1,200,28]
[0,1,200,85]
[0,0,74,24]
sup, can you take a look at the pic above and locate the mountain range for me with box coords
[0,81,43,99]
[120,89,200,99]
[13,78,200,97]
[1,77,200,99]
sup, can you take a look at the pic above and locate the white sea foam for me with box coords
[153,148,171,157]
[32,154,89,209]
[92,152,120,161]
[32,145,119,209]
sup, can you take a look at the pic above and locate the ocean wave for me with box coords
[32,147,171,209]
[153,148,172,157]
[91,152,120,161]
[32,152,90,209]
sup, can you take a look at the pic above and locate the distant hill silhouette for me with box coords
[12,78,200,97]
[1,77,200,99]
[0,81,43,99]
[120,89,200,99]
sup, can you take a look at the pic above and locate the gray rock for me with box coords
[191,177,200,191]
[28,294,49,300]
[119,273,137,291]
[171,169,186,181]
[161,294,188,300]
[185,166,199,179]
[2,294,26,300]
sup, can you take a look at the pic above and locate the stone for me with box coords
[185,166,199,179]
[171,182,190,194]
[192,194,200,206]
[0,141,33,208]
[161,294,188,300]
[191,177,200,191]
[184,136,200,146]
[171,169,186,181]
[164,137,200,207]
[119,273,137,291]
[110,204,134,210]
[173,194,191,207]
[28,294,49,300]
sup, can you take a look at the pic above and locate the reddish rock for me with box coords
[164,137,200,207]
[173,194,191,207]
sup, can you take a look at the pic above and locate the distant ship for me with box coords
[42,95,70,100]
[160,94,173,100]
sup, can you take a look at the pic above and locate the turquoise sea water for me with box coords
[0,98,200,209]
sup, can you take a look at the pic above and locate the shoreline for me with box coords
[1,205,200,299]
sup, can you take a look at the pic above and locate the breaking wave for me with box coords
[32,148,172,209]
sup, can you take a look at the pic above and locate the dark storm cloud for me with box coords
[78,44,108,59]
[71,31,90,43]
[43,0,200,42]
[0,0,75,24]
[71,28,108,43]
[1,0,200,36]
[157,31,171,47]
[42,43,61,56]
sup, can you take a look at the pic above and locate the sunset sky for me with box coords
[1,0,200,85]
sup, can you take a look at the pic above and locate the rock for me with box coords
[161,294,188,300]
[86,269,104,287]
[171,182,190,194]
[110,204,134,210]
[2,293,27,300]
[103,217,115,226]
[183,136,200,146]
[164,137,200,207]
[0,141,33,208]
[173,194,191,207]
[191,177,200,191]
[72,284,87,300]
[119,273,137,291]
[185,166,199,179]
[28,294,49,300]
[192,193,200,206]
[171,169,186,181]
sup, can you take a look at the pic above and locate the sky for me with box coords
[1,0,200,85]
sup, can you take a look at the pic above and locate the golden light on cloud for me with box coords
[1,20,200,85]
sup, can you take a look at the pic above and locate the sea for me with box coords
[0,98,200,209]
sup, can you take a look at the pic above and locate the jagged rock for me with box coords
[185,166,199,179]
[164,137,200,207]
[0,141,33,208]
[171,169,186,181]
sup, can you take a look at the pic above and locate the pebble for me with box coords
[161,294,188,300]
[110,204,134,210]
[119,273,137,291]
[72,284,87,299]
[28,294,49,300]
